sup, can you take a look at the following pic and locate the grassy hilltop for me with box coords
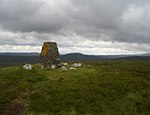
[0,61,150,115]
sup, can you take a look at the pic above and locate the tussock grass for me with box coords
[0,61,150,115]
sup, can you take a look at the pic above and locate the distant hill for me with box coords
[0,52,150,66]
[0,52,39,56]
[60,53,150,61]
[0,56,40,66]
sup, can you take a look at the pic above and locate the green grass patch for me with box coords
[0,61,150,115]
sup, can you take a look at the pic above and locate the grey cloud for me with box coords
[0,0,150,54]
[0,0,69,33]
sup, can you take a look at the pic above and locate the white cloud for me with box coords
[0,45,41,52]
[0,25,150,54]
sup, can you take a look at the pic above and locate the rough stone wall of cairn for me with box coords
[40,42,60,67]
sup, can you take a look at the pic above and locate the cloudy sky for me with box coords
[0,0,150,54]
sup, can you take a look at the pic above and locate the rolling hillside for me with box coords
[0,61,150,114]
[0,53,150,66]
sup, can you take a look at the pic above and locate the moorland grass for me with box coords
[0,61,150,115]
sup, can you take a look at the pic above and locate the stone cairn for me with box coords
[40,42,60,67]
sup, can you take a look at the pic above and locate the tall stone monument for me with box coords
[40,42,60,67]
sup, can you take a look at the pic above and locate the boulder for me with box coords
[23,64,33,70]
[51,65,56,69]
[72,63,82,67]
[62,63,68,66]
[61,66,68,71]
[69,67,77,70]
